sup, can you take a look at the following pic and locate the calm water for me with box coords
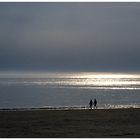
[0,72,140,109]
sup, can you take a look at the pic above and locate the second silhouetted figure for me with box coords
[94,98,97,109]
[89,99,93,109]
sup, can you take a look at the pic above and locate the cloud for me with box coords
[0,3,140,71]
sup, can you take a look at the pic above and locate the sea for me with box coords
[0,72,140,110]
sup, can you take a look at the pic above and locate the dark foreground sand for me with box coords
[0,108,140,138]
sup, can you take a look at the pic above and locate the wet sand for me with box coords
[0,108,140,138]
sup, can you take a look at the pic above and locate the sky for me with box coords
[0,2,140,72]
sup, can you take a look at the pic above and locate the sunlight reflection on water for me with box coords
[0,72,140,108]
[0,72,140,90]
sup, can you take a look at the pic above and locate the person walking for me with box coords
[89,99,93,109]
[94,98,97,109]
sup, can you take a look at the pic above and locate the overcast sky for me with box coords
[0,2,140,72]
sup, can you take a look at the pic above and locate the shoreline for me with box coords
[0,105,140,111]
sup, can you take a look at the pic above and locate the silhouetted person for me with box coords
[94,98,97,109]
[89,99,93,109]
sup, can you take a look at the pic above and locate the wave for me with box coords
[1,104,140,111]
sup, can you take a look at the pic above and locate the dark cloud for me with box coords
[0,3,140,72]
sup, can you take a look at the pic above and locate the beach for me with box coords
[0,108,140,138]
